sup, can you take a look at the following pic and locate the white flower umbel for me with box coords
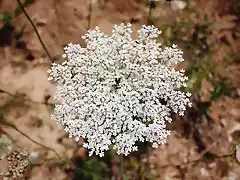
[48,23,192,157]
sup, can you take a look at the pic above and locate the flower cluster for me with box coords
[48,23,192,157]
[0,148,29,180]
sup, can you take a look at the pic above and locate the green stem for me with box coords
[148,0,153,25]
[16,0,53,63]
[120,154,124,180]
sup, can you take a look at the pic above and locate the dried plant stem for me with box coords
[16,0,53,63]
[0,88,57,105]
[0,117,62,161]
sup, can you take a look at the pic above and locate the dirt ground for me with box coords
[0,0,239,180]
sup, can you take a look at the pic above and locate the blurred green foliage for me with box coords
[73,158,108,180]
[210,80,231,101]
[0,12,12,24]
[158,1,236,100]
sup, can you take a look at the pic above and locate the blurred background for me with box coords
[0,0,239,179]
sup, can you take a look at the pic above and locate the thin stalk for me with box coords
[120,154,124,180]
[16,0,53,63]
[0,117,62,161]
[87,0,93,30]
[148,0,153,25]
[53,0,63,45]
[0,88,57,105]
